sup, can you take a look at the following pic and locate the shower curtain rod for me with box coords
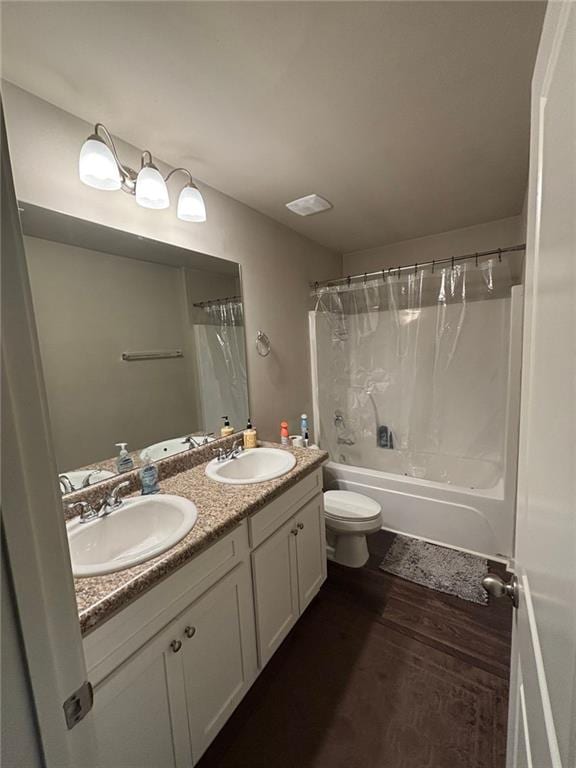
[193,295,242,308]
[310,243,526,290]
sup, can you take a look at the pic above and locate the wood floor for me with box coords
[197,531,513,768]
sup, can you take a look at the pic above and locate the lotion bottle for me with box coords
[115,443,134,473]
[243,418,258,449]
[221,416,235,437]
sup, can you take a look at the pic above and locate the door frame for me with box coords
[1,103,97,766]
[506,2,574,766]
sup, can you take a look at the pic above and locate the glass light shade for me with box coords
[135,165,170,209]
[79,137,122,190]
[177,184,206,222]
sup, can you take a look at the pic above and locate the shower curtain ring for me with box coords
[498,248,502,262]
[475,252,479,267]
[431,260,435,273]
[347,275,351,287]
[397,266,401,279]
[414,263,418,276]
[363,272,367,284]
[382,268,386,282]
[451,256,455,270]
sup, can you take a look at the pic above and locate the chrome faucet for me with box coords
[183,432,214,449]
[68,480,132,523]
[217,440,243,462]
[59,474,73,494]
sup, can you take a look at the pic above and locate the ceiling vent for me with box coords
[285,194,333,217]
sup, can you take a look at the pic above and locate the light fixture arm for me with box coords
[164,167,196,187]
[93,123,136,186]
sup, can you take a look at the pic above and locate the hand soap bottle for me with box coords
[115,443,134,473]
[139,451,160,495]
[221,416,234,437]
[243,418,257,449]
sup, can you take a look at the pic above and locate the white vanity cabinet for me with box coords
[251,471,326,667]
[85,468,325,767]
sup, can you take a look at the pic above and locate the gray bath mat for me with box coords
[380,534,488,605]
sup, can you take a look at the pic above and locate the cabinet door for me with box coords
[252,516,299,668]
[181,562,257,762]
[92,620,191,768]
[295,495,327,612]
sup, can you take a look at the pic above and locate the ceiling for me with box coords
[1,1,545,254]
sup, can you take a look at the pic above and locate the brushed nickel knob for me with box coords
[170,639,182,653]
[184,625,196,639]
[297,522,304,530]
[291,528,298,536]
[482,574,519,607]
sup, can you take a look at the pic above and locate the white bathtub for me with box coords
[323,458,514,559]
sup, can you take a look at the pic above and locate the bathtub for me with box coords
[322,457,514,559]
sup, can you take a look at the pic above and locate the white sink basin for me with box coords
[205,448,296,485]
[67,494,198,578]
[141,434,215,462]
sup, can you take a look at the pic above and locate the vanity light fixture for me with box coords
[78,123,206,222]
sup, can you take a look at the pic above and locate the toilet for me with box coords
[324,490,382,568]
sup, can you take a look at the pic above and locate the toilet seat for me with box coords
[324,490,381,523]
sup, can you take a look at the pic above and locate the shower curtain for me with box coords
[311,257,519,487]
[193,298,249,434]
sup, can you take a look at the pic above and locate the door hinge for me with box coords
[63,680,93,730]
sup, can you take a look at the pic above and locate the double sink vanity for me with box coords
[67,437,327,767]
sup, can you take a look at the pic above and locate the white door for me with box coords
[252,517,300,667]
[294,496,327,612]
[92,620,192,768]
[504,4,576,767]
[181,563,257,762]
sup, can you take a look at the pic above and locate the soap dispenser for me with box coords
[221,416,234,437]
[115,443,134,473]
[139,451,160,495]
[243,418,258,449]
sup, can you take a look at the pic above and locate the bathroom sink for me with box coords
[141,434,215,462]
[67,494,198,578]
[205,448,296,485]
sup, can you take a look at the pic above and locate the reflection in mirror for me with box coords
[19,203,249,494]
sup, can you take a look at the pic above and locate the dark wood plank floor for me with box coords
[198,531,513,768]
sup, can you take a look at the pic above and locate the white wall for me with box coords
[343,215,524,275]
[25,236,199,470]
[3,82,341,441]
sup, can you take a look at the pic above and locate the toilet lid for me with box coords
[324,490,381,522]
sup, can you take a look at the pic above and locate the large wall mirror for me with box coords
[19,203,249,494]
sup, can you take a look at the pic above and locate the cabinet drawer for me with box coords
[85,521,249,683]
[249,469,322,548]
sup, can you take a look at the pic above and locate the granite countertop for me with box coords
[74,444,327,636]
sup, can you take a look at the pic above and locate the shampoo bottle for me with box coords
[139,451,160,495]
[221,416,235,437]
[300,413,308,439]
[243,418,258,449]
[115,443,134,473]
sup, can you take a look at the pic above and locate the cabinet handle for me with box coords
[170,639,182,653]
[297,522,304,530]
[184,625,196,639]
[291,528,298,536]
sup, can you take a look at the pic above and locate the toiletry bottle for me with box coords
[280,421,290,446]
[300,413,308,439]
[139,451,160,495]
[115,443,134,473]
[243,418,258,449]
[304,430,309,448]
[221,416,234,437]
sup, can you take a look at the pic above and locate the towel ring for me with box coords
[256,330,271,357]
